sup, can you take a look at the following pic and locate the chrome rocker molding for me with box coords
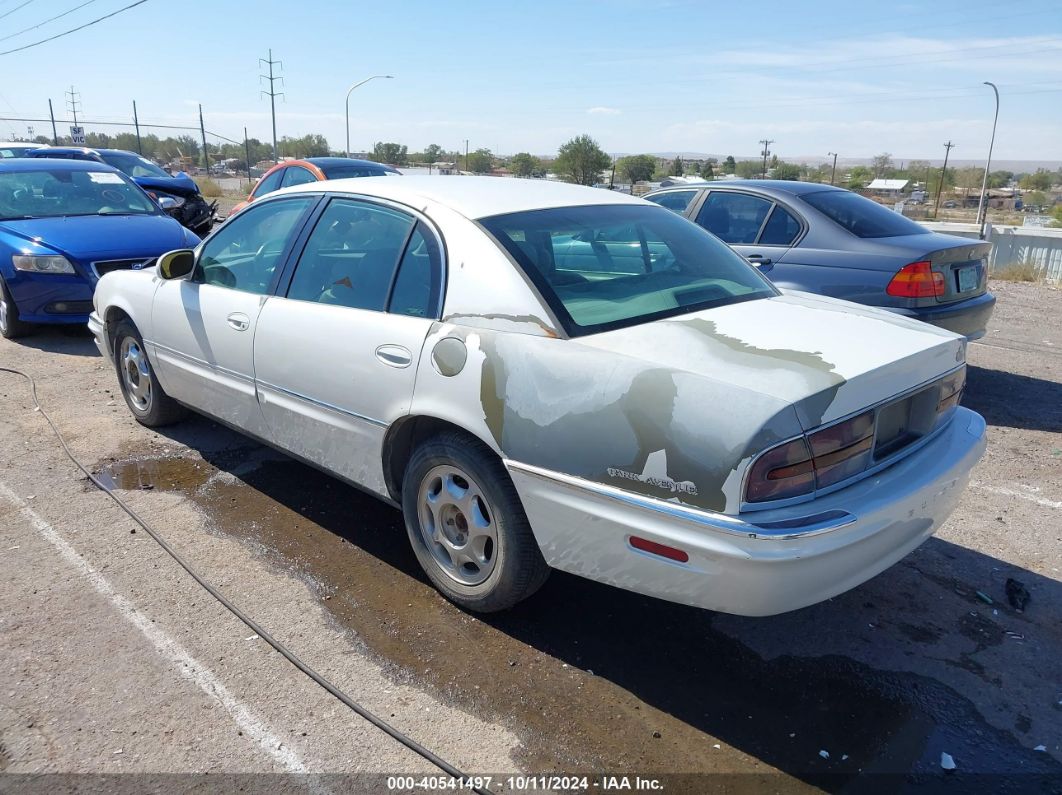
[504,459,856,540]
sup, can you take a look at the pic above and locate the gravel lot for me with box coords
[0,279,1060,793]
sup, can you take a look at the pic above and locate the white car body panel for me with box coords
[89,176,988,616]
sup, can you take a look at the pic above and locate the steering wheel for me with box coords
[201,264,237,289]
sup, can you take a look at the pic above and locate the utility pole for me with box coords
[65,86,81,126]
[976,82,1000,239]
[827,152,838,185]
[464,139,469,173]
[759,139,774,178]
[933,141,955,219]
[47,99,58,144]
[244,126,252,186]
[198,104,210,173]
[132,101,143,154]
[259,49,284,163]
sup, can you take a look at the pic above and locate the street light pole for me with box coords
[827,152,838,185]
[345,75,393,158]
[976,81,1000,240]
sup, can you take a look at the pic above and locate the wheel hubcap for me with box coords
[0,293,8,332]
[417,465,498,585]
[120,337,152,411]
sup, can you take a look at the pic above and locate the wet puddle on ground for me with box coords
[93,443,1057,793]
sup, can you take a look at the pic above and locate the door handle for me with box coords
[746,254,773,266]
[375,344,412,368]
[227,312,250,331]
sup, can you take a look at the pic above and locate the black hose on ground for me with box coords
[0,365,494,795]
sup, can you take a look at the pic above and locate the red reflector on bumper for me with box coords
[629,536,689,563]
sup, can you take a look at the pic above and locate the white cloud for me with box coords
[586,106,621,115]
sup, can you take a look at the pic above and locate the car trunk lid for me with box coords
[577,291,965,431]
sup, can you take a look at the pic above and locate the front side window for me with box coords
[252,169,284,199]
[280,166,317,188]
[286,198,415,311]
[802,189,926,238]
[695,192,773,244]
[647,190,697,214]
[481,204,777,335]
[195,196,316,294]
[0,167,158,220]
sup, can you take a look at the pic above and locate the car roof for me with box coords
[0,157,122,173]
[303,156,398,171]
[280,175,645,219]
[651,179,843,197]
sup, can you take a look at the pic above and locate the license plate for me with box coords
[957,265,979,292]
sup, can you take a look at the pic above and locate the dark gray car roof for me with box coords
[689,180,842,196]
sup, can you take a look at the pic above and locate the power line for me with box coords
[0,0,35,22]
[0,0,98,44]
[0,0,149,57]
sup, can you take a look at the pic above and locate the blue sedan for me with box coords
[645,181,995,340]
[0,158,199,338]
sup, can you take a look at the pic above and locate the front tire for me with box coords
[112,320,186,427]
[0,277,33,339]
[401,432,550,612]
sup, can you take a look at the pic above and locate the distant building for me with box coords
[867,178,910,196]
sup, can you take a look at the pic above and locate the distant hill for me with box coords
[637,152,1062,171]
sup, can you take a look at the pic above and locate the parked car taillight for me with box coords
[886,260,944,298]
[937,365,966,414]
[745,410,875,503]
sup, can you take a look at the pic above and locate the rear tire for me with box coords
[401,432,550,613]
[112,319,187,427]
[0,277,33,339]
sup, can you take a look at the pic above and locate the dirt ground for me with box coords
[1,280,1060,793]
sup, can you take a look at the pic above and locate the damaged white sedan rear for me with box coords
[89,176,987,615]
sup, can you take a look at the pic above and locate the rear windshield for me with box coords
[100,152,171,179]
[321,165,399,179]
[0,167,158,220]
[802,189,927,238]
[480,204,777,336]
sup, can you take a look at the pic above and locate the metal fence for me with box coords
[921,222,1062,284]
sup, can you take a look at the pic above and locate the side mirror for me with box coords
[156,196,179,211]
[157,249,195,280]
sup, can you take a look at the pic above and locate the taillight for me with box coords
[745,410,875,503]
[937,366,966,414]
[886,260,944,298]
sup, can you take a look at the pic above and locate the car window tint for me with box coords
[287,198,414,312]
[388,222,441,318]
[281,166,317,188]
[252,169,284,198]
[196,197,315,294]
[695,192,772,244]
[758,204,802,246]
[647,190,697,214]
[802,189,926,238]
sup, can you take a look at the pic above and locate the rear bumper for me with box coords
[890,291,996,340]
[509,407,987,616]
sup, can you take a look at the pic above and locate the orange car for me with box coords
[231,157,400,214]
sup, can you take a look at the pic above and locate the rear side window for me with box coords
[695,192,772,244]
[281,166,317,188]
[252,169,284,198]
[322,165,395,179]
[802,189,926,238]
[388,222,442,317]
[647,190,697,214]
[286,198,414,312]
[758,205,802,246]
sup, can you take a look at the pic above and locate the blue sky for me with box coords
[2,0,1061,163]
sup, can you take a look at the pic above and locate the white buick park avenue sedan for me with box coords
[89,176,986,615]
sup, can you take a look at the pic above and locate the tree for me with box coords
[700,160,715,179]
[734,160,761,179]
[554,134,611,186]
[773,161,801,181]
[723,155,736,174]
[616,154,656,184]
[1024,191,1048,209]
[846,165,874,190]
[509,152,539,177]
[423,143,443,164]
[370,141,406,164]
[872,152,894,177]
[1050,204,1062,228]
[955,167,982,199]
[1019,170,1052,191]
[669,156,684,176]
[466,148,493,173]
[987,170,1013,189]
